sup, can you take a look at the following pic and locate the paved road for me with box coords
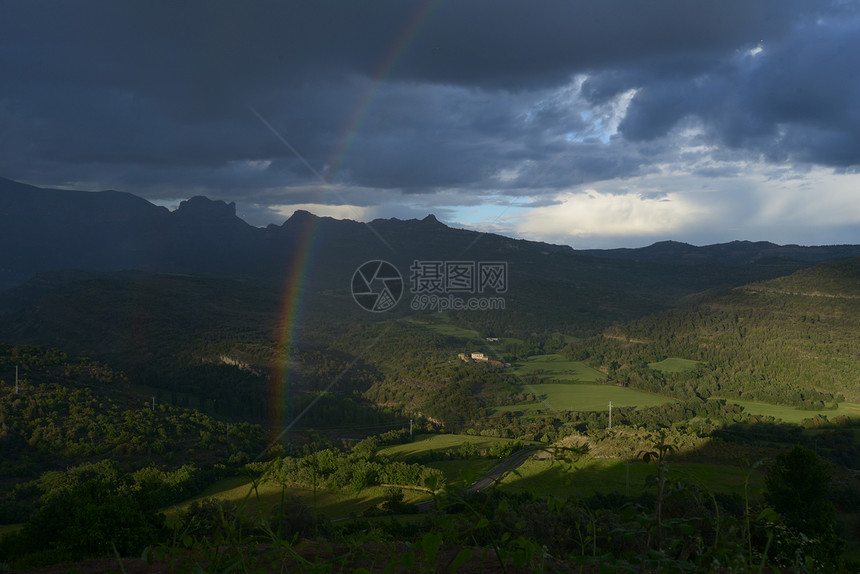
[464,447,539,492]
[415,447,540,510]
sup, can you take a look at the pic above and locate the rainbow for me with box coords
[266,0,442,445]
[267,211,318,438]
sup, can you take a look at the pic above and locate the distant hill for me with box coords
[2,176,859,378]
[0,177,264,288]
[4,177,860,291]
[742,257,860,296]
[580,239,860,266]
[588,257,860,403]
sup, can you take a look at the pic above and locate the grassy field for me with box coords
[406,317,526,348]
[378,433,524,459]
[493,383,674,415]
[426,459,499,489]
[501,457,764,499]
[0,523,22,538]
[166,434,525,522]
[513,354,605,383]
[165,477,430,522]
[404,316,481,340]
[648,357,701,373]
[165,434,518,521]
[725,400,860,424]
[420,322,481,339]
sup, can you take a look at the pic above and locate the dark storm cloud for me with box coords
[402,0,808,88]
[612,10,860,169]
[2,0,807,93]
[0,0,857,227]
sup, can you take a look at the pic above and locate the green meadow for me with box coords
[501,457,763,500]
[426,459,499,489]
[167,434,527,522]
[404,315,481,339]
[493,383,674,415]
[378,433,526,459]
[0,523,22,539]
[418,322,481,340]
[513,353,605,382]
[405,316,526,347]
[165,477,430,522]
[726,400,860,424]
[648,357,701,373]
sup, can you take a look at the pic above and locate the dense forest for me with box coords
[564,260,860,405]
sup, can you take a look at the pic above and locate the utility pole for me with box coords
[15,366,18,394]
[608,401,612,429]
[152,396,156,411]
[409,418,413,439]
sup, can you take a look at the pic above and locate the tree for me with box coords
[764,445,843,566]
[2,479,165,563]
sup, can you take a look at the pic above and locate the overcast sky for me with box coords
[2,1,859,248]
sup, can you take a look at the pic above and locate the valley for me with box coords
[0,181,859,571]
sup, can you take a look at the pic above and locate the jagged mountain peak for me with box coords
[286,209,317,222]
[174,195,237,219]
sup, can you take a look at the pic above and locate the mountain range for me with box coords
[5,176,860,290]
[3,175,860,359]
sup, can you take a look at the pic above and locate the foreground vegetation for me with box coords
[3,423,854,573]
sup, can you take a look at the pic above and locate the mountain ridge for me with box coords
[3,176,860,295]
[579,239,860,266]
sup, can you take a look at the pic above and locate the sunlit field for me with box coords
[493,383,674,415]
[501,457,763,499]
[726,400,860,423]
[165,478,430,522]
[404,317,482,340]
[378,433,527,459]
[648,357,701,372]
[513,353,605,382]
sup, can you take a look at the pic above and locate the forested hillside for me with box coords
[570,258,860,404]
[0,345,265,524]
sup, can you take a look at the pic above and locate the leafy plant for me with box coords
[638,429,677,551]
